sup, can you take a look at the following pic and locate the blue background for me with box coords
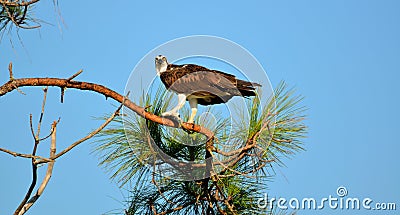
[0,1,399,214]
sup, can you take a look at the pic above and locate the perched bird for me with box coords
[155,55,261,123]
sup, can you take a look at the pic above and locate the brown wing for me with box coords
[160,64,261,105]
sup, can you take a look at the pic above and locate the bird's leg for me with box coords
[188,98,198,124]
[161,94,186,119]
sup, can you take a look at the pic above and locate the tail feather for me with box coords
[237,80,261,97]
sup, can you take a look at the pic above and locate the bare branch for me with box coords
[17,120,58,215]
[14,87,49,215]
[0,71,217,214]
[29,114,35,140]
[8,62,13,80]
[38,125,56,142]
[0,147,52,162]
[67,69,83,81]
[14,141,38,215]
[0,77,214,139]
[61,69,83,102]
[36,87,48,139]
[60,87,64,103]
[48,101,123,161]
[7,62,25,94]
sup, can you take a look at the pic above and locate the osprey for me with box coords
[155,55,261,123]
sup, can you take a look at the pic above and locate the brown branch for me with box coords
[220,122,271,174]
[67,69,83,81]
[17,121,58,215]
[211,178,236,214]
[0,73,216,214]
[203,121,275,214]
[1,1,40,29]
[151,204,157,215]
[61,68,83,103]
[8,62,13,80]
[211,153,256,179]
[155,201,194,215]
[0,147,52,162]
[0,0,40,7]
[7,62,25,94]
[0,77,214,139]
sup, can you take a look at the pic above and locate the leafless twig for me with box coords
[0,147,52,163]
[48,102,123,162]
[14,88,48,215]
[67,69,83,81]
[17,120,58,215]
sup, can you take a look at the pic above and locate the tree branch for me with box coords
[0,147,52,162]
[14,87,48,215]
[0,77,214,139]
[8,62,13,80]
[1,1,40,29]
[0,71,217,214]
[17,120,58,215]
[48,102,123,162]
[0,0,40,7]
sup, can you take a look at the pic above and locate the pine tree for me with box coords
[95,81,307,215]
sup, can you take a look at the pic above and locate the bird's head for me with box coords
[155,55,168,76]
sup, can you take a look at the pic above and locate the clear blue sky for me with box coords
[1,1,399,214]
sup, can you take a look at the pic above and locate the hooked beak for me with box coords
[156,59,164,65]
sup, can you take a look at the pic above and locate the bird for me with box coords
[155,55,261,124]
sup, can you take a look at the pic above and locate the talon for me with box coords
[161,112,182,127]
[182,123,195,134]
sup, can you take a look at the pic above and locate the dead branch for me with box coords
[0,69,220,214]
[17,120,58,215]
[67,69,83,81]
[35,87,48,139]
[8,62,13,80]
[0,76,214,139]
[14,86,49,215]
[48,101,123,162]
[0,147,52,162]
